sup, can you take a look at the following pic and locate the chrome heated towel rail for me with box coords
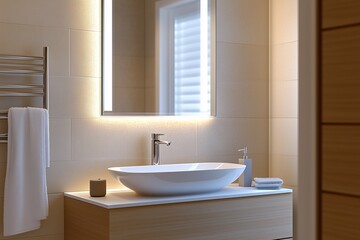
[0,47,49,144]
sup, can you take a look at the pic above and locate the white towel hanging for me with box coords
[3,107,50,236]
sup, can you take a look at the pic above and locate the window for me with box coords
[157,0,212,116]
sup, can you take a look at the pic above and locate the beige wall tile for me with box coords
[271,42,298,81]
[217,81,269,118]
[113,56,145,88]
[70,30,100,78]
[49,119,71,162]
[217,42,269,83]
[0,23,70,77]
[113,36,145,59]
[197,154,240,164]
[145,0,156,58]
[198,153,269,179]
[50,76,100,118]
[0,0,100,31]
[113,0,145,58]
[271,154,298,186]
[65,0,101,31]
[71,118,140,161]
[270,0,298,44]
[217,0,269,45]
[46,160,134,193]
[250,153,270,178]
[271,80,298,118]
[112,87,145,113]
[145,57,156,88]
[71,118,197,162]
[49,77,71,118]
[269,0,298,191]
[69,77,100,118]
[271,119,298,156]
[145,87,156,113]
[197,118,268,157]
[71,119,128,161]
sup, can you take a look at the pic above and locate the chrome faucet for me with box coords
[151,133,171,165]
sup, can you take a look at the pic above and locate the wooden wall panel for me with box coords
[322,125,360,196]
[322,0,360,29]
[320,1,360,240]
[322,193,360,240]
[322,26,360,123]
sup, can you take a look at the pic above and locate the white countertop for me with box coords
[64,185,292,209]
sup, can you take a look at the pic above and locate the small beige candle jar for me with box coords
[90,178,106,197]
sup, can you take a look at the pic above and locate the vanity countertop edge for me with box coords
[64,185,292,209]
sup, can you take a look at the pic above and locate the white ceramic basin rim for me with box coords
[108,162,246,196]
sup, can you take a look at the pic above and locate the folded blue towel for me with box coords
[254,177,283,184]
[254,182,282,189]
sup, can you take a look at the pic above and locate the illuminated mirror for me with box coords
[102,0,216,116]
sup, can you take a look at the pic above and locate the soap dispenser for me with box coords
[238,147,253,187]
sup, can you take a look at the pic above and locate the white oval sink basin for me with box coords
[108,162,246,196]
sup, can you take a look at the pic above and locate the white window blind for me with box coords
[158,0,211,115]
[173,2,210,115]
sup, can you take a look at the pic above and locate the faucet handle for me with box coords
[238,146,248,159]
[152,133,164,140]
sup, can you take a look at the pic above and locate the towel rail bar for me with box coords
[0,47,49,144]
[0,110,8,120]
[0,84,43,89]
[0,133,8,143]
[0,92,44,97]
[0,69,44,74]
[0,61,43,65]
[0,55,43,60]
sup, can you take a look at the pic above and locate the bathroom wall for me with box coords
[112,0,146,113]
[269,0,298,235]
[0,0,269,239]
[145,0,156,113]
[269,0,298,190]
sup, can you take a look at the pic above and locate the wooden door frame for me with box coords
[298,0,318,239]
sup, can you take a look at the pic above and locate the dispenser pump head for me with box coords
[238,146,248,159]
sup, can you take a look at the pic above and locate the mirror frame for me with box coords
[101,0,217,116]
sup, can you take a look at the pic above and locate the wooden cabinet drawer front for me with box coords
[65,197,110,240]
[322,0,360,29]
[109,194,293,240]
[322,193,360,240]
[322,26,360,123]
[65,194,293,240]
[322,125,360,196]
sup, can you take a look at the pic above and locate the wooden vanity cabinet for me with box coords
[65,193,292,240]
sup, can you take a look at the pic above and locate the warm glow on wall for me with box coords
[102,0,113,112]
[200,0,209,113]
[99,115,214,125]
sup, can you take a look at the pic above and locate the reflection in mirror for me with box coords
[102,0,216,116]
